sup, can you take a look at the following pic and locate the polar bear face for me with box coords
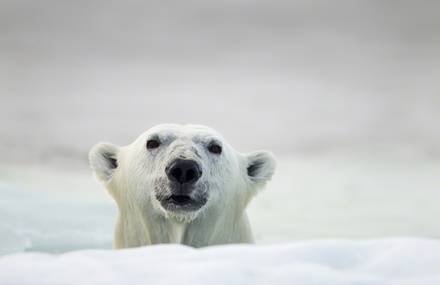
[89,124,275,224]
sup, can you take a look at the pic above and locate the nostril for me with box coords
[171,168,183,182]
[186,169,195,182]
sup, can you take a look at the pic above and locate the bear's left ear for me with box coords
[245,150,276,184]
[89,142,119,183]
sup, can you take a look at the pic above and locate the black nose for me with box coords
[166,159,202,185]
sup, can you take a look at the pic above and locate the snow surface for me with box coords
[1,238,440,285]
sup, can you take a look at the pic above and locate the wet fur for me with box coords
[89,124,276,248]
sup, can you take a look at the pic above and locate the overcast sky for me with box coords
[1,0,439,165]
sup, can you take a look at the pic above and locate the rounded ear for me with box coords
[89,143,119,182]
[245,150,276,184]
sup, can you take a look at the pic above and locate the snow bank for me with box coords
[1,239,439,285]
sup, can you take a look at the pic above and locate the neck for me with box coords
[113,201,254,248]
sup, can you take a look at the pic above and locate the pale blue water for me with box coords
[0,181,115,255]
[1,153,439,255]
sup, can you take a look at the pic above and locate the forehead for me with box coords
[144,124,223,141]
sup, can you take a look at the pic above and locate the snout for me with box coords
[160,158,206,211]
[166,159,202,186]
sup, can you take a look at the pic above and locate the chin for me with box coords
[164,208,203,223]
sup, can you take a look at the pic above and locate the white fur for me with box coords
[89,124,276,248]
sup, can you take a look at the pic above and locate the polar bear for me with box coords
[89,124,275,248]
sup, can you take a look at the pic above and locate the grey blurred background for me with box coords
[1,0,439,164]
[0,0,440,252]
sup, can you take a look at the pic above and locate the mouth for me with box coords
[158,193,207,212]
[166,194,193,205]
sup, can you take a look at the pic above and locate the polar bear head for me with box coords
[89,124,275,223]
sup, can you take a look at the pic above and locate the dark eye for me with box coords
[146,139,161,150]
[208,143,222,154]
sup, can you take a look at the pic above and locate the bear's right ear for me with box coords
[89,143,119,182]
